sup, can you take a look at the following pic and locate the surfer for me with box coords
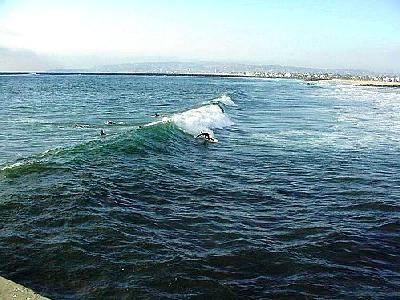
[100,129,106,136]
[196,131,215,142]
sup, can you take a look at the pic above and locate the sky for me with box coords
[0,0,399,72]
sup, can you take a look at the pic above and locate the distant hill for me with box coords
[49,61,377,75]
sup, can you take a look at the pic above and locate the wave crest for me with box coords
[209,94,237,107]
[1,161,66,178]
[171,104,234,137]
[0,95,237,178]
[144,95,236,138]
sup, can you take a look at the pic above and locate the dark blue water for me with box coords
[1,75,399,299]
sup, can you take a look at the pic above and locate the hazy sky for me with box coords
[0,0,399,72]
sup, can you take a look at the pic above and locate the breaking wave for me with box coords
[146,94,236,138]
[208,94,237,106]
[171,104,234,137]
[0,95,236,178]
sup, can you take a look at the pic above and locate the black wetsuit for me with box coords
[197,132,214,141]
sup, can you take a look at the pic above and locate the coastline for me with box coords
[0,276,50,300]
[1,72,399,88]
[329,78,400,87]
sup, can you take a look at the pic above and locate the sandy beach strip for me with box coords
[330,79,400,87]
[0,276,50,300]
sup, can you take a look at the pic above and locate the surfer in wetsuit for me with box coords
[216,103,224,113]
[196,132,214,142]
[100,129,106,136]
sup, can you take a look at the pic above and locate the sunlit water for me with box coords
[1,75,399,299]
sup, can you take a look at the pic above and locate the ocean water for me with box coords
[0,75,399,299]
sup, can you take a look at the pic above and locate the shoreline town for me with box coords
[1,71,399,87]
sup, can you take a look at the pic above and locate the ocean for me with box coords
[0,75,399,299]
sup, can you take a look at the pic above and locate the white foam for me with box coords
[142,98,235,138]
[1,161,25,171]
[143,116,170,127]
[171,104,234,137]
[209,94,237,106]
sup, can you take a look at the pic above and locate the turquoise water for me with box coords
[1,75,399,299]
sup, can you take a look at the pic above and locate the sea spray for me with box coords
[145,98,235,138]
[171,104,234,137]
[209,94,237,106]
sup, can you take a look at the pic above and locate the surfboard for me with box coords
[197,136,218,143]
[207,138,218,143]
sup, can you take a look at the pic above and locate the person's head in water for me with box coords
[100,129,106,136]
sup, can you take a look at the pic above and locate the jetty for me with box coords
[0,276,50,300]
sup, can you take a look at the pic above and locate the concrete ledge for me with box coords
[0,277,50,300]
